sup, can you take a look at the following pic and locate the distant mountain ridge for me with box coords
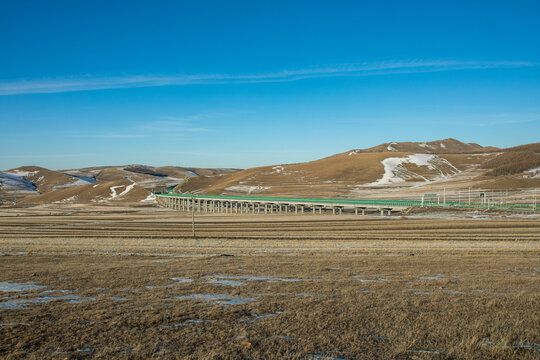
[357,138,498,154]
[1,139,538,205]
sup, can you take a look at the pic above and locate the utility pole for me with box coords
[191,194,195,237]
[443,188,446,206]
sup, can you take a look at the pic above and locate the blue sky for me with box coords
[1,1,539,170]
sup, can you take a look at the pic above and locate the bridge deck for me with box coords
[155,193,538,213]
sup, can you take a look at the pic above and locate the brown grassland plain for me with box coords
[0,206,539,359]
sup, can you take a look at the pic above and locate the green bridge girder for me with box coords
[155,192,538,211]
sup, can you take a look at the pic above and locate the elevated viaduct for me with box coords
[156,193,418,216]
[155,193,538,215]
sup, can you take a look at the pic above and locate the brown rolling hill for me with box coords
[359,138,496,154]
[18,179,154,205]
[1,164,239,204]
[5,166,91,193]
[2,139,538,205]
[176,139,539,198]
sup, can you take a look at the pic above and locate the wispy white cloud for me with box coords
[0,60,534,96]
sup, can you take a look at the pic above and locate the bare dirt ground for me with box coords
[0,205,539,359]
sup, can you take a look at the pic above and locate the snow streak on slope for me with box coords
[370,154,460,185]
[0,172,37,192]
[224,185,271,195]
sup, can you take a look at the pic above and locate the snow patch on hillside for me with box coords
[140,193,157,203]
[387,142,397,151]
[6,170,38,177]
[109,185,125,199]
[54,195,77,204]
[369,154,460,185]
[118,183,136,197]
[0,172,37,192]
[523,167,540,179]
[348,150,360,156]
[272,166,285,174]
[225,185,270,195]
[52,179,92,190]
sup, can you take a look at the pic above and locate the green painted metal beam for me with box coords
[155,192,539,211]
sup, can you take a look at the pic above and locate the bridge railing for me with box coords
[154,192,538,211]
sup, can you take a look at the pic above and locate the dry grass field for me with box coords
[0,206,539,359]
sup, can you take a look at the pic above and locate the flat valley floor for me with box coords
[0,205,539,359]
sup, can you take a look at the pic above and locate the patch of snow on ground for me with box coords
[109,185,125,199]
[523,167,540,179]
[0,172,37,192]
[418,143,428,148]
[52,179,91,190]
[93,184,99,188]
[118,183,136,197]
[348,150,360,156]
[369,154,460,185]
[6,170,38,177]
[272,166,284,174]
[54,196,77,204]
[440,143,447,149]
[71,175,96,183]
[140,193,157,203]
[387,142,397,151]
[225,185,270,195]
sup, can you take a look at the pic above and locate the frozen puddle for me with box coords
[160,319,214,328]
[240,312,285,322]
[304,353,352,360]
[295,293,321,297]
[0,282,95,309]
[0,281,47,292]
[77,348,96,354]
[0,294,94,309]
[352,276,389,282]
[407,289,434,295]
[442,290,465,294]
[170,277,193,284]
[175,293,258,306]
[407,349,440,355]
[205,274,302,283]
[419,274,444,280]
[207,279,247,287]
[479,338,540,352]
[0,322,30,326]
